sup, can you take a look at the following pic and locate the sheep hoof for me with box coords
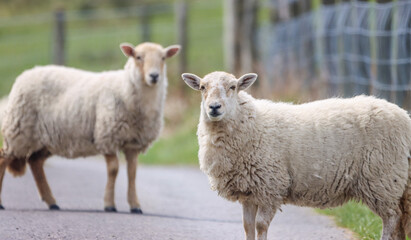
[104,206,117,212]
[0,204,4,210]
[49,204,60,210]
[130,208,143,214]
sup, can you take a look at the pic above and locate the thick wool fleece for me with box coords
[198,93,411,217]
[2,61,166,159]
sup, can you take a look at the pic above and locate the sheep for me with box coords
[182,71,411,240]
[0,42,180,213]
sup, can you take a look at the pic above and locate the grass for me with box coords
[139,121,198,165]
[138,107,200,165]
[319,201,411,240]
[319,201,382,240]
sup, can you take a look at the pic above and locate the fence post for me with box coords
[175,0,188,96]
[53,8,65,65]
[140,5,151,42]
[175,1,188,74]
[298,0,314,93]
[240,0,258,75]
[389,0,399,103]
[224,0,242,75]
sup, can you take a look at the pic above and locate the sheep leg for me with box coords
[381,214,405,240]
[0,157,12,209]
[124,149,142,214]
[242,201,258,240]
[255,205,276,240]
[103,154,119,212]
[28,150,59,210]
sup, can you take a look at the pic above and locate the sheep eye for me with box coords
[200,86,205,91]
[162,57,165,61]
[136,56,142,60]
[230,86,236,90]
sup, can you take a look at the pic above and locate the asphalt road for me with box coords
[0,156,354,240]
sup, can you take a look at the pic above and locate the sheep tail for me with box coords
[402,155,411,237]
[5,153,26,177]
[0,95,8,126]
[7,158,26,177]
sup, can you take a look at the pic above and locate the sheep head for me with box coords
[182,71,257,122]
[120,42,180,87]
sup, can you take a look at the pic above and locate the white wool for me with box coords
[2,60,166,159]
[187,71,411,239]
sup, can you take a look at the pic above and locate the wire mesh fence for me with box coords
[260,0,411,109]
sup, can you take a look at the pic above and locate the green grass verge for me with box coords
[138,106,200,165]
[139,122,198,165]
[318,201,382,240]
[319,201,411,240]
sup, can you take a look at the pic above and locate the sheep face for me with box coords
[120,42,180,86]
[182,71,257,121]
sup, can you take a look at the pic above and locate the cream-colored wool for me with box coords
[0,42,180,212]
[3,43,178,158]
[183,71,411,240]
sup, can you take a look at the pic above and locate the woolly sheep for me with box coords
[0,42,180,213]
[182,71,411,240]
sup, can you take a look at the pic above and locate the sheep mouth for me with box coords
[208,111,224,121]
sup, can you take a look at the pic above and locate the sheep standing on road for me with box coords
[0,42,180,213]
[182,71,411,240]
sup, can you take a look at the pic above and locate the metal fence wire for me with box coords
[260,1,411,108]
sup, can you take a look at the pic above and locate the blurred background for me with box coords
[1,0,410,238]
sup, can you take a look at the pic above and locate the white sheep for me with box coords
[182,71,411,240]
[0,42,180,213]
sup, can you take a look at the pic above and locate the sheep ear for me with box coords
[182,73,201,91]
[237,73,257,91]
[120,43,135,58]
[164,45,181,58]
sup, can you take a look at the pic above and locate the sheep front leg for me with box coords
[28,152,59,210]
[104,154,119,212]
[243,201,258,240]
[255,205,276,240]
[124,149,142,214]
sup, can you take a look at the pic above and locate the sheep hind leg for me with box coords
[103,154,119,212]
[255,205,276,240]
[242,201,258,240]
[368,200,405,240]
[28,149,59,210]
[124,149,142,214]
[0,155,12,209]
[380,214,405,240]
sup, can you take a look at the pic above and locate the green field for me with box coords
[0,1,224,97]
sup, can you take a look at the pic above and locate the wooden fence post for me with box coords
[240,0,259,75]
[175,1,188,74]
[224,0,242,75]
[53,8,65,65]
[389,0,398,103]
[140,5,151,42]
[175,0,188,96]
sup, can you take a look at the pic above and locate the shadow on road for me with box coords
[3,208,242,224]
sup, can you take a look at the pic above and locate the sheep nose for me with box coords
[209,104,221,110]
[150,73,159,83]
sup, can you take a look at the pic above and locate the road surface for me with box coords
[0,156,354,240]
